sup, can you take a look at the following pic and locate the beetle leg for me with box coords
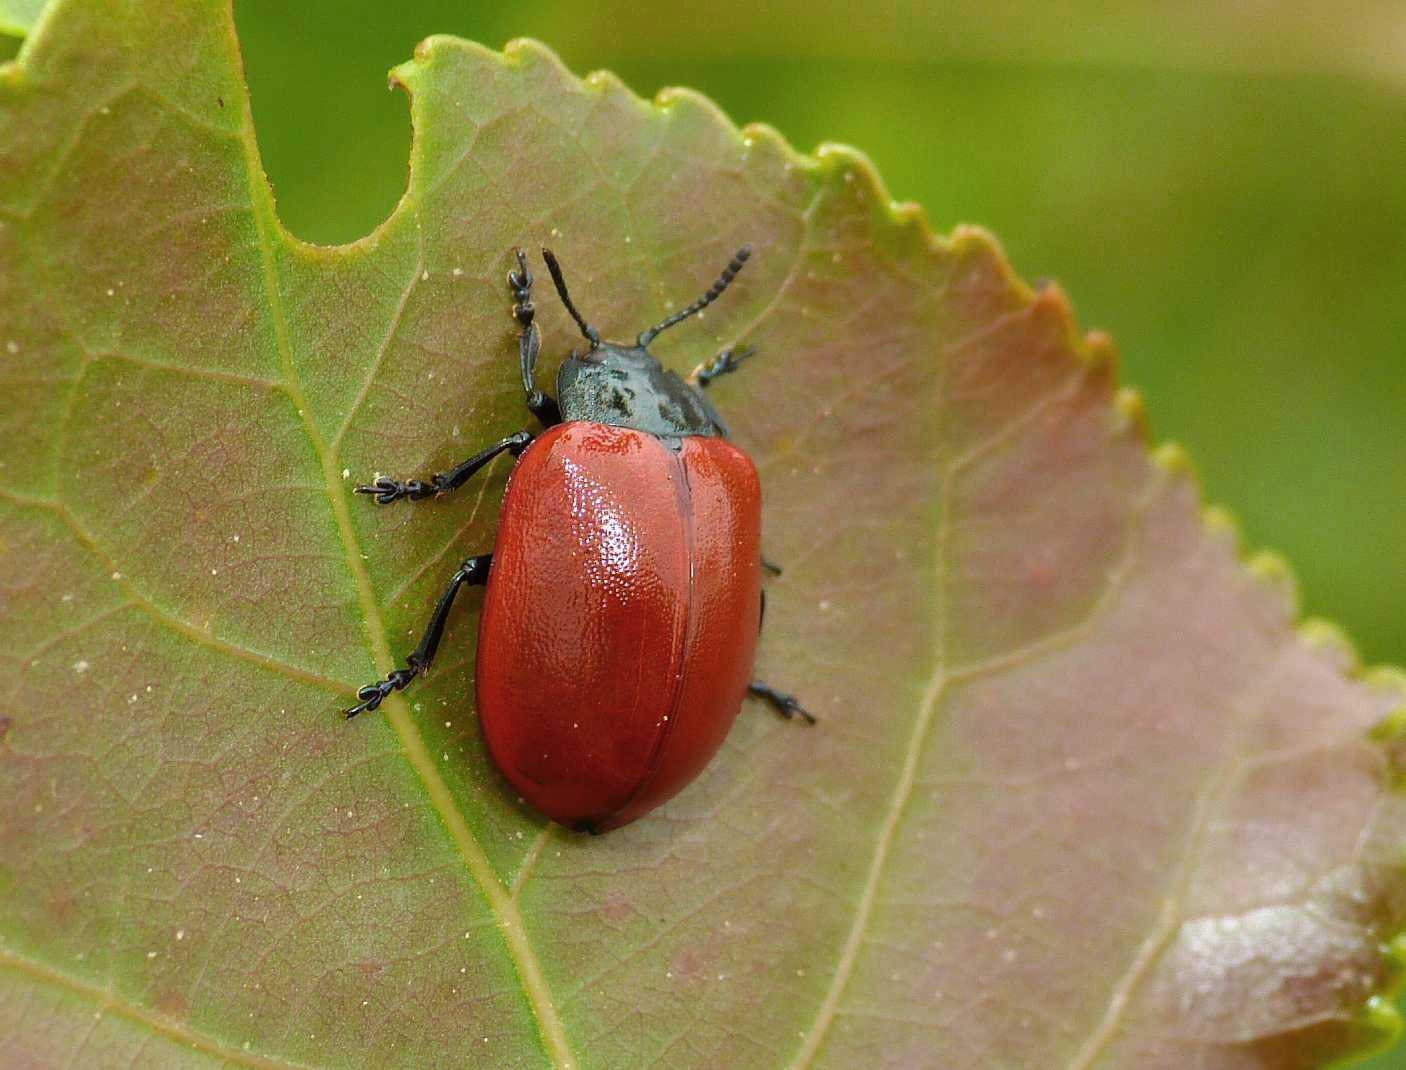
[761,556,783,577]
[511,247,561,427]
[355,431,533,506]
[345,554,493,718]
[689,344,757,388]
[747,680,816,725]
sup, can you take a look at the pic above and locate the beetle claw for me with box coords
[749,682,817,725]
[726,344,757,368]
[345,666,420,718]
[509,246,532,287]
[344,684,384,719]
[779,698,817,725]
[354,475,400,504]
[355,476,437,505]
[692,345,758,387]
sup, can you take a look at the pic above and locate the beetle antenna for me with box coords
[541,248,601,347]
[638,245,752,347]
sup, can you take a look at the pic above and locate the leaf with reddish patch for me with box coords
[2,3,1405,1068]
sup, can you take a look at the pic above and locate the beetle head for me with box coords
[539,245,750,439]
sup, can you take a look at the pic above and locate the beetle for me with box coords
[347,245,811,832]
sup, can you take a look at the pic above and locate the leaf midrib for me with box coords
[229,47,578,1070]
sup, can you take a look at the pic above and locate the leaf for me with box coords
[2,2,1405,1067]
[0,0,42,38]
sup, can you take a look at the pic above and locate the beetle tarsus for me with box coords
[345,662,421,718]
[692,345,757,388]
[509,247,534,327]
[514,249,561,426]
[355,432,534,507]
[355,475,440,505]
[748,680,816,725]
[346,554,494,717]
[761,555,783,577]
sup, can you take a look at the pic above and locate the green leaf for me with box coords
[0,0,43,38]
[3,2,1405,1067]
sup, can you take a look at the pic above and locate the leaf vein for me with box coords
[0,945,309,1070]
[1062,635,1298,1070]
[328,235,425,451]
[0,487,353,696]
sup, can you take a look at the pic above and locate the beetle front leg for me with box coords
[511,248,561,427]
[748,680,816,725]
[690,344,756,388]
[356,431,533,506]
[346,554,493,717]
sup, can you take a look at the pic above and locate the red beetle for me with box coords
[348,246,811,832]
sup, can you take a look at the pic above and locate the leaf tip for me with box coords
[1298,617,1363,673]
[813,142,895,208]
[1113,386,1147,436]
[501,35,564,71]
[651,83,722,122]
[412,32,458,65]
[1245,548,1300,613]
[583,67,628,96]
[1362,993,1404,1050]
[889,198,930,232]
[741,122,818,175]
[1082,327,1120,368]
[1201,503,1242,548]
[1151,440,1194,477]
[946,224,1048,307]
[1369,706,1406,745]
[1365,672,1406,781]
[1387,931,1406,969]
[1365,666,1406,695]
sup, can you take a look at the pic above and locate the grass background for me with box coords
[9,1,1406,1063]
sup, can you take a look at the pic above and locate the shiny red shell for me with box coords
[475,421,762,831]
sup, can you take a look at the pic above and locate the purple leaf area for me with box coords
[2,3,1405,1068]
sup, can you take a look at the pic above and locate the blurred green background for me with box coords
[226,0,1406,671]
[9,0,1406,1063]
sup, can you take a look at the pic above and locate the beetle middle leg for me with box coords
[356,431,533,505]
[346,553,492,717]
[747,680,816,724]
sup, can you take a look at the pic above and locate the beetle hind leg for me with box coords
[747,680,816,725]
[346,553,493,718]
